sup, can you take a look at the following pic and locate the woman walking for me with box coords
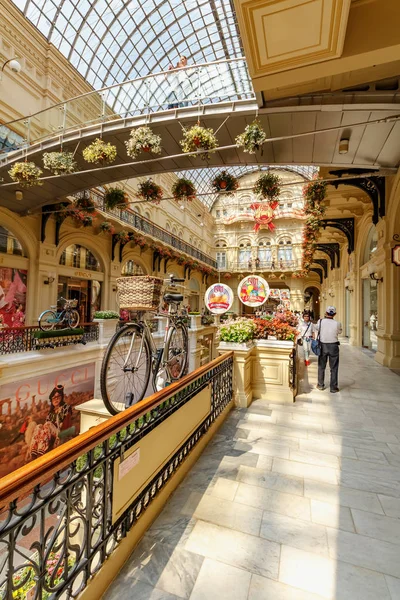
[299,312,313,366]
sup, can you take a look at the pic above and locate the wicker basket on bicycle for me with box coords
[116,276,163,312]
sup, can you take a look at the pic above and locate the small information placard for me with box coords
[119,448,140,480]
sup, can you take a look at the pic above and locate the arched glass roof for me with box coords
[11,0,243,91]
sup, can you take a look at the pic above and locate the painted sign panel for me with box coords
[0,267,27,327]
[269,288,281,300]
[204,283,234,314]
[280,290,291,301]
[0,364,95,478]
[238,275,270,307]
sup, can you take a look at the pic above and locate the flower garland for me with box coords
[99,221,115,234]
[301,178,327,274]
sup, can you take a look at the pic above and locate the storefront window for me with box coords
[0,227,24,257]
[60,244,100,271]
[363,226,378,264]
[121,260,145,276]
[57,276,102,323]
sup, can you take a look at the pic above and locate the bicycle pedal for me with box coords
[125,392,136,408]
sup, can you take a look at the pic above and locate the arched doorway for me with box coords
[58,243,104,322]
[304,286,320,320]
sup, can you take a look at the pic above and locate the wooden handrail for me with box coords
[0,352,233,506]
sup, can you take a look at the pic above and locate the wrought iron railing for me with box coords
[289,347,298,397]
[0,352,233,599]
[91,191,217,268]
[0,323,99,355]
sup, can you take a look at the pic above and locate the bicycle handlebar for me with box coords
[167,274,185,283]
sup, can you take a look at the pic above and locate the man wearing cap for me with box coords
[316,306,342,393]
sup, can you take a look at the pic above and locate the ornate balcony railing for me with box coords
[0,323,99,355]
[217,260,302,272]
[0,353,233,599]
[91,191,217,268]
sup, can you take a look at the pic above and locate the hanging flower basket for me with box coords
[172,178,196,202]
[82,215,94,227]
[211,170,239,195]
[279,273,286,280]
[75,193,96,213]
[82,138,117,164]
[99,221,115,234]
[125,126,162,158]
[43,151,76,175]
[253,172,282,201]
[223,272,232,280]
[303,179,327,206]
[8,161,43,187]
[137,179,163,204]
[235,120,267,154]
[180,123,218,161]
[117,230,131,244]
[104,187,128,210]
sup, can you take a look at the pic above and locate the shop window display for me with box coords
[0,267,27,327]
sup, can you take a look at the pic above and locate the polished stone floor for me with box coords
[104,343,400,600]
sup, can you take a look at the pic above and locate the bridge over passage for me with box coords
[0,58,399,215]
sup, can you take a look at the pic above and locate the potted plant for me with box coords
[82,138,117,164]
[75,193,96,213]
[82,214,94,227]
[104,187,128,210]
[137,179,163,204]
[235,120,267,154]
[253,172,282,201]
[211,171,239,194]
[218,317,257,348]
[125,126,162,158]
[43,151,76,175]
[99,221,115,234]
[93,310,120,344]
[116,230,131,244]
[180,123,218,160]
[8,161,43,187]
[172,177,196,202]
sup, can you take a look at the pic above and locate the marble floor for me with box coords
[104,342,400,600]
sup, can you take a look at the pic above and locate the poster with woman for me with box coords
[0,267,27,327]
[0,364,95,477]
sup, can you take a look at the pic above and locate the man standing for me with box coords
[316,306,342,393]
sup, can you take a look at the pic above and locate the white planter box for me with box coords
[93,318,119,345]
[255,339,294,349]
[218,341,254,351]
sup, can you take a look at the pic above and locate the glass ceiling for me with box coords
[179,165,319,208]
[11,0,243,91]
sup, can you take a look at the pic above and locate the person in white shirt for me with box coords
[316,306,342,393]
[298,312,314,366]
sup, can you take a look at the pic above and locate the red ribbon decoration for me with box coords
[250,200,278,232]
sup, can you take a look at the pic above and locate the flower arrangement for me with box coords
[82,214,94,227]
[137,179,163,204]
[254,315,298,341]
[9,551,75,599]
[218,317,257,343]
[303,179,327,207]
[99,221,115,234]
[180,123,218,160]
[301,177,327,272]
[75,193,96,213]
[235,120,267,154]
[125,126,162,158]
[172,177,196,202]
[176,256,186,265]
[223,272,232,279]
[82,138,117,164]
[279,273,286,280]
[43,151,76,175]
[116,230,131,244]
[93,310,120,319]
[104,187,128,210]
[211,171,239,195]
[8,161,43,187]
[253,172,282,201]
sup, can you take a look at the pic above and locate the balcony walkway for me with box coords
[104,343,400,600]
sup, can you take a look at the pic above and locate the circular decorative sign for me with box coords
[238,275,270,307]
[204,283,234,314]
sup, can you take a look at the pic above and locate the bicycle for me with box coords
[38,297,80,331]
[100,274,189,415]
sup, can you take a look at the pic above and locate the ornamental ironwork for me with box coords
[315,243,341,269]
[310,267,323,284]
[321,218,354,254]
[329,169,385,225]
[313,258,328,279]
[0,355,233,599]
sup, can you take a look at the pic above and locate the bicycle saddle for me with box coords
[164,293,183,303]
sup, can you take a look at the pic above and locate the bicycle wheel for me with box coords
[100,324,151,415]
[164,321,188,381]
[38,310,57,331]
[68,310,80,328]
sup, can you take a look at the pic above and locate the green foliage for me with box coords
[235,120,267,154]
[94,311,120,319]
[104,187,128,210]
[172,178,196,202]
[211,170,239,195]
[137,179,163,204]
[33,328,84,339]
[43,151,76,175]
[253,172,282,201]
[218,318,257,343]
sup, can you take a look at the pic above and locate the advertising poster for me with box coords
[269,288,281,300]
[238,275,270,307]
[283,300,291,310]
[280,289,291,301]
[0,267,27,327]
[0,364,95,477]
[204,283,234,314]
